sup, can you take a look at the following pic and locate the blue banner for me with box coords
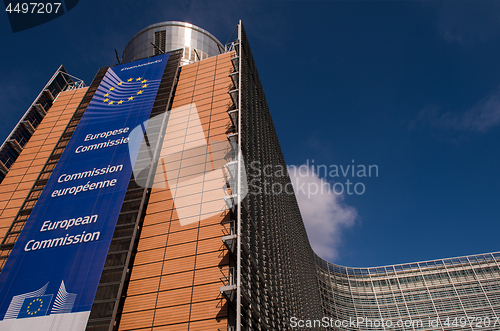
[0,53,169,330]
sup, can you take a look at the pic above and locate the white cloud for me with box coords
[461,89,500,132]
[288,165,357,261]
[412,87,500,133]
[431,1,500,45]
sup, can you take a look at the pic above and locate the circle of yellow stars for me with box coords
[26,298,43,316]
[103,77,149,105]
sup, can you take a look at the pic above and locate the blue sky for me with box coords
[1,0,500,268]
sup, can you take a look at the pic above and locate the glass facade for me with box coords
[317,253,500,330]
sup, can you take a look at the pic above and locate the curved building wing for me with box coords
[317,253,500,330]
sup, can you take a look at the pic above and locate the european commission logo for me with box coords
[4,281,76,319]
[100,77,151,106]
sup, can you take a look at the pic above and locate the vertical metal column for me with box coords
[236,19,243,331]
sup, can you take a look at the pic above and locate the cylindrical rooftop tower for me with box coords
[122,21,224,65]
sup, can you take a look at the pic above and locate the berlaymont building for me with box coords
[0,21,499,331]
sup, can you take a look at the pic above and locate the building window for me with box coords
[154,30,166,55]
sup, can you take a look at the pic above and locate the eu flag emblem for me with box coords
[100,75,151,106]
[17,295,52,319]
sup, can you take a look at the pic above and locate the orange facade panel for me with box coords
[118,309,155,330]
[163,241,197,260]
[157,271,195,292]
[122,292,158,312]
[126,276,161,296]
[0,88,87,243]
[140,218,173,237]
[156,287,193,308]
[161,256,196,276]
[161,255,196,275]
[129,261,163,281]
[152,304,191,327]
[119,52,234,330]
[189,300,227,322]
[187,319,228,331]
